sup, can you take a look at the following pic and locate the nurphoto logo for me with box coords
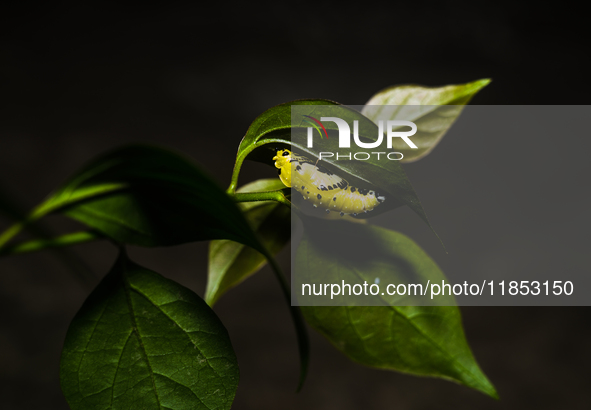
[304,116,418,161]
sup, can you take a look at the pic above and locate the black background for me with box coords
[1,2,589,409]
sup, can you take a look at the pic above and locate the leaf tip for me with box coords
[469,78,492,92]
[467,368,499,400]
[482,381,500,400]
[204,293,217,307]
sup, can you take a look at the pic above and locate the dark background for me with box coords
[1,2,589,409]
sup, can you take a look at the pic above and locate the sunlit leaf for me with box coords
[361,79,490,162]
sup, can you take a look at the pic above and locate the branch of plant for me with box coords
[227,139,288,194]
[230,189,291,207]
[227,150,250,194]
[265,252,309,392]
[230,184,305,386]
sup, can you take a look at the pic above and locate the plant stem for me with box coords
[266,253,310,392]
[227,138,291,194]
[227,151,249,194]
[228,141,306,388]
[231,190,291,207]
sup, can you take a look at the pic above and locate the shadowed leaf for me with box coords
[23,145,267,251]
[60,251,239,410]
[294,219,497,398]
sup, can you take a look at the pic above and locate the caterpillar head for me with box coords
[273,149,293,187]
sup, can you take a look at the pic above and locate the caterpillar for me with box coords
[273,149,385,216]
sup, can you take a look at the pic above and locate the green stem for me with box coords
[228,142,306,388]
[227,151,249,194]
[0,231,102,256]
[266,253,309,392]
[231,190,291,207]
[227,138,292,194]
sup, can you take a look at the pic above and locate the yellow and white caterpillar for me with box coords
[273,149,385,216]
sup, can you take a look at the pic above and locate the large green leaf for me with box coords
[361,79,490,162]
[294,219,497,398]
[18,144,267,250]
[207,178,290,306]
[60,251,239,410]
[231,100,431,227]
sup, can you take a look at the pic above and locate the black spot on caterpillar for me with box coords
[272,149,385,216]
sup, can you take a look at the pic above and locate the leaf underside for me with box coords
[295,219,497,398]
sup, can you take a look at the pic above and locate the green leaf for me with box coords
[60,251,239,410]
[229,100,432,230]
[0,145,309,391]
[207,178,290,306]
[304,305,497,398]
[228,99,338,192]
[294,219,497,398]
[361,79,491,162]
[20,144,267,250]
